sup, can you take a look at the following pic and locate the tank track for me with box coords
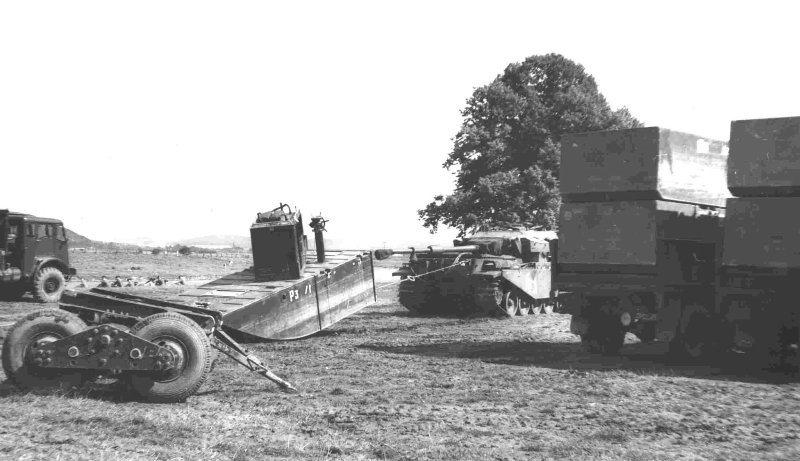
[398,278,439,314]
[472,280,503,316]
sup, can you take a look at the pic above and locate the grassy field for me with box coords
[1,254,799,460]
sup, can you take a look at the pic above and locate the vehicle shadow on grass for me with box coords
[358,339,799,385]
[0,377,173,403]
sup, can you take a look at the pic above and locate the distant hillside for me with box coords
[65,228,93,247]
[174,235,251,249]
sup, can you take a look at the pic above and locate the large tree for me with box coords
[420,53,641,236]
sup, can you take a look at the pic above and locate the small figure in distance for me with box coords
[78,277,88,288]
[98,275,110,288]
[177,275,186,285]
[154,275,164,286]
[124,277,135,287]
[111,275,123,287]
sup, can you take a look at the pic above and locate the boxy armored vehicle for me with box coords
[2,204,376,401]
[375,229,558,316]
[556,127,730,355]
[1,210,76,302]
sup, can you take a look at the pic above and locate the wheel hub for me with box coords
[152,337,185,381]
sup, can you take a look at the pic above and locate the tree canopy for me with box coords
[419,53,641,236]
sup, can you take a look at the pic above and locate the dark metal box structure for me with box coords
[728,116,800,197]
[561,127,730,207]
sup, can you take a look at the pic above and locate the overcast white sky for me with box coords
[2,1,798,248]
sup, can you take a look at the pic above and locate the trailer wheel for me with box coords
[32,267,66,303]
[127,312,213,403]
[502,291,518,317]
[2,309,88,392]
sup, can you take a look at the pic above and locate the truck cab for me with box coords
[1,209,75,302]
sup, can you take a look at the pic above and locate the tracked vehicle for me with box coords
[375,229,558,316]
[2,204,376,402]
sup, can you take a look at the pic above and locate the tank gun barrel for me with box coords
[374,245,480,260]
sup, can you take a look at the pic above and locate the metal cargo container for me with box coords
[728,116,800,197]
[722,197,800,269]
[560,127,729,207]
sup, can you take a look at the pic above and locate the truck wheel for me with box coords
[581,318,625,355]
[32,267,66,303]
[127,312,213,403]
[0,282,27,301]
[2,309,88,392]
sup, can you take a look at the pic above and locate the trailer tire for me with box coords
[128,313,213,403]
[32,267,66,303]
[2,309,88,392]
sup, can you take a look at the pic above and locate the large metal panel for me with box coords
[722,197,800,268]
[561,127,729,206]
[318,255,375,330]
[176,250,375,340]
[559,200,659,265]
[559,200,723,266]
[728,116,800,197]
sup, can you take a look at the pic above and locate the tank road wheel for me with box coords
[127,313,213,403]
[32,267,66,303]
[502,291,518,317]
[2,309,88,392]
[0,282,27,301]
[543,302,555,315]
[531,302,542,315]
[518,298,531,316]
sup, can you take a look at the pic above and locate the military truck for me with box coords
[375,229,558,316]
[0,210,76,302]
[717,116,800,369]
[556,127,731,355]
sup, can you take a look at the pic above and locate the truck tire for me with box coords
[127,312,213,403]
[581,317,625,355]
[2,309,88,392]
[32,267,66,303]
